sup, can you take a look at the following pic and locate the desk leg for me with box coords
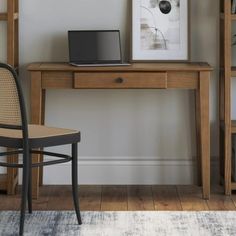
[31,71,45,199]
[39,90,46,186]
[195,90,202,186]
[199,71,210,199]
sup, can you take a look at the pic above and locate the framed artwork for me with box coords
[132,0,189,61]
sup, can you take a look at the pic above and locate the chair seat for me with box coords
[0,125,81,148]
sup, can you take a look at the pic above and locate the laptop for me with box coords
[68,30,130,67]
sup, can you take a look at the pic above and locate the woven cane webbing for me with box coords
[0,68,22,126]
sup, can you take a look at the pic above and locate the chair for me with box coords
[0,63,82,235]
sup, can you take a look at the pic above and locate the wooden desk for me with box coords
[28,62,213,199]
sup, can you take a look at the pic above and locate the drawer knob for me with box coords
[115,77,124,84]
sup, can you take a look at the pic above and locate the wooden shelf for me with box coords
[232,15,236,20]
[0,13,7,21]
[220,181,236,191]
[220,0,236,195]
[220,120,236,134]
[232,67,236,77]
[220,13,236,20]
[232,121,236,133]
[221,67,236,77]
[0,13,18,21]
[231,182,236,190]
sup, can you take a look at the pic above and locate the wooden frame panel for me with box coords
[0,0,20,194]
[167,71,198,89]
[219,0,233,195]
[42,72,73,89]
[74,72,167,89]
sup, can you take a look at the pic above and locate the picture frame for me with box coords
[131,0,189,61]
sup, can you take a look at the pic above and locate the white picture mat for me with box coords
[132,0,189,61]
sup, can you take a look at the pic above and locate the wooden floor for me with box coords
[0,185,236,211]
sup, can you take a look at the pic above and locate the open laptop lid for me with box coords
[68,30,122,64]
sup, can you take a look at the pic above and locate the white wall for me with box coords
[0,0,219,184]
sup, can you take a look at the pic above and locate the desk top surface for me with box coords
[28,62,213,72]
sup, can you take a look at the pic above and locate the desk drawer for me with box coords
[74,72,167,89]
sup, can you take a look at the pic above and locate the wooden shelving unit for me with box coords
[219,0,236,194]
[0,0,19,194]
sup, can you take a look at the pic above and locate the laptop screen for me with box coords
[68,30,122,64]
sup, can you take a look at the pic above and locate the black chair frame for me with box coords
[0,63,82,235]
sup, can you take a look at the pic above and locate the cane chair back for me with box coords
[0,67,22,127]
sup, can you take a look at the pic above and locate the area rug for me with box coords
[0,211,236,236]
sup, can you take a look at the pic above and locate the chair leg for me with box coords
[28,153,32,214]
[20,149,30,236]
[71,143,82,225]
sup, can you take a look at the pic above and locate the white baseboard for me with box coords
[32,157,218,185]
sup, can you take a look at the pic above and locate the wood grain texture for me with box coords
[80,186,102,211]
[222,0,232,196]
[167,71,198,89]
[14,1,19,68]
[30,72,44,199]
[7,0,15,66]
[101,186,127,211]
[220,13,236,21]
[0,174,7,191]
[219,0,225,188]
[127,186,154,210]
[219,70,224,183]
[74,72,167,89]
[42,72,73,89]
[31,186,52,211]
[207,186,236,210]
[231,67,236,77]
[27,62,213,72]
[152,186,182,211]
[231,182,236,190]
[195,89,202,186]
[6,0,19,68]
[230,190,236,208]
[199,71,210,199]
[231,121,236,133]
[46,186,74,210]
[0,192,20,210]
[28,62,212,199]
[1,185,235,211]
[177,186,209,211]
[0,13,7,21]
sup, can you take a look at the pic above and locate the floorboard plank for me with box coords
[228,190,236,210]
[127,186,154,210]
[152,186,182,211]
[46,186,74,210]
[0,193,21,210]
[80,186,102,211]
[177,185,209,211]
[101,186,127,211]
[1,185,235,211]
[207,186,236,211]
[32,185,52,210]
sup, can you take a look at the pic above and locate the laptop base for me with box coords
[70,62,131,67]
